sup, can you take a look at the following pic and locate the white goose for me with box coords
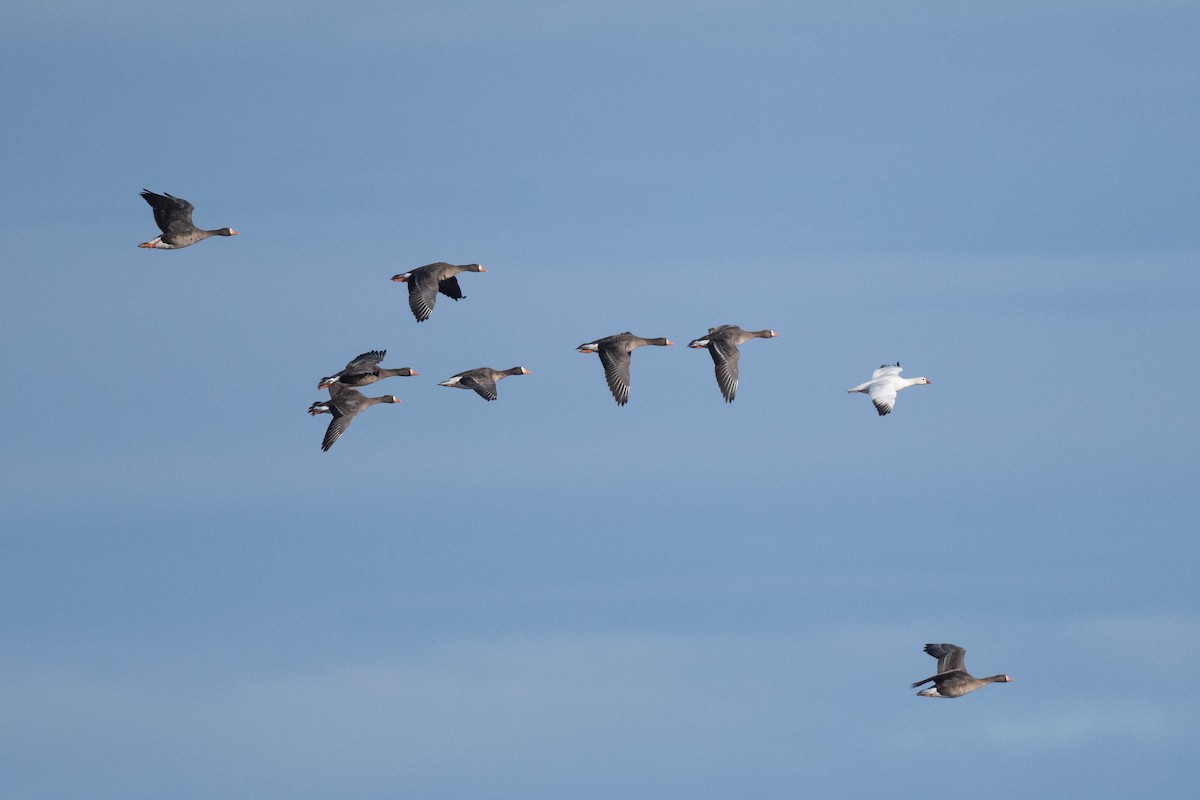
[847,362,931,416]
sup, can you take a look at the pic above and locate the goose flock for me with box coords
[137,189,931,433]
[304,335,929,428]
[138,191,999,697]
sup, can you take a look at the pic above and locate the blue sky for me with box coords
[1,1,1198,797]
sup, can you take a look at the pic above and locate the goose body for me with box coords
[687,325,778,402]
[391,262,486,322]
[847,362,931,416]
[911,643,1012,698]
[308,384,399,451]
[317,350,418,390]
[577,332,673,406]
[439,366,531,401]
[137,190,237,249]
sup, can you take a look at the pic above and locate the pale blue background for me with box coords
[1,1,1197,798]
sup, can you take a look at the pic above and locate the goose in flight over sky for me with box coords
[577,332,673,406]
[847,362,931,416]
[439,366,531,401]
[687,325,778,403]
[308,384,399,451]
[391,262,486,322]
[911,643,1012,698]
[137,190,237,249]
[317,350,418,390]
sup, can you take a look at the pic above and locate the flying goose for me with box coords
[577,332,673,406]
[687,325,778,402]
[308,384,399,451]
[391,262,486,322]
[847,362,931,416]
[137,190,237,249]
[317,350,418,390]
[912,643,1013,698]
[439,366,531,401]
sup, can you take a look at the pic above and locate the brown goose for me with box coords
[687,325,779,403]
[137,190,238,249]
[317,350,418,390]
[911,643,1013,698]
[577,332,673,406]
[439,366,531,401]
[391,262,486,322]
[308,384,399,451]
